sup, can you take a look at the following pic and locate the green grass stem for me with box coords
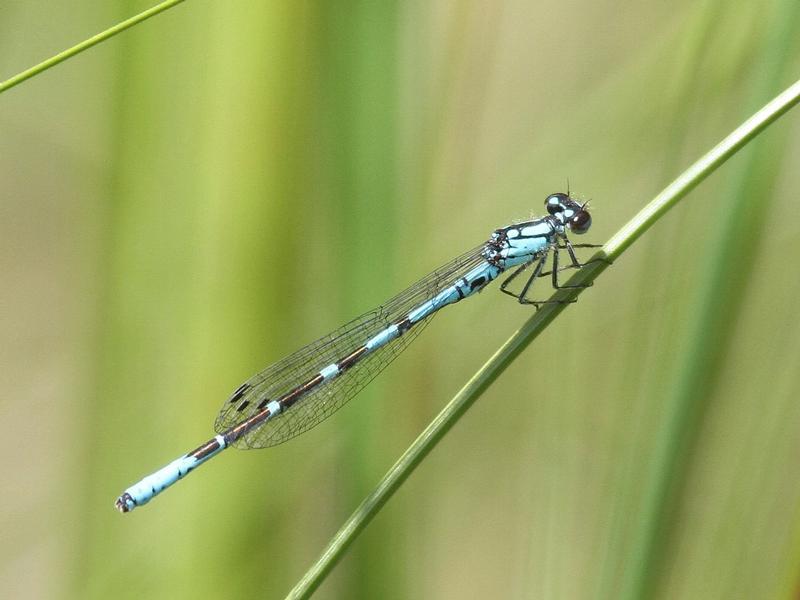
[286,76,800,600]
[0,0,186,95]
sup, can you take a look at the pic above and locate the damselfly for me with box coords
[115,192,597,513]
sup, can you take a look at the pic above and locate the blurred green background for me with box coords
[2,1,800,599]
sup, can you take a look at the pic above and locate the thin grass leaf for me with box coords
[0,0,186,95]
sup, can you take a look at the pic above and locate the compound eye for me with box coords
[570,210,591,234]
[545,193,569,215]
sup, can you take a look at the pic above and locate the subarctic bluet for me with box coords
[115,192,596,513]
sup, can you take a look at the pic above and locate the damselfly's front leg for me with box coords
[548,240,609,289]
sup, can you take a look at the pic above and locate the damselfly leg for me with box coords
[499,257,535,301]
[540,241,604,278]
[550,240,603,290]
[500,241,601,307]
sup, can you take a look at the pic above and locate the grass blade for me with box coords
[0,0,186,95]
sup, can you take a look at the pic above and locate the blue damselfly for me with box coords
[116,192,596,512]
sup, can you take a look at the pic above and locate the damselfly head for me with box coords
[544,192,592,235]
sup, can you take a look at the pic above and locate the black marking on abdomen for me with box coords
[252,366,328,414]
[224,339,379,443]
[190,437,222,460]
[470,276,486,291]
[338,345,368,372]
[455,282,465,299]
[396,317,412,334]
[227,383,250,404]
[280,373,325,410]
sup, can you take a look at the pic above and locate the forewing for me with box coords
[215,244,487,448]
